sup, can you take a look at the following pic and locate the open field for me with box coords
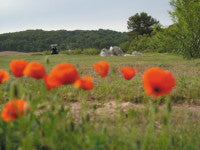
[0,53,200,149]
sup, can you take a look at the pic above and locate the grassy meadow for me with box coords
[0,53,200,149]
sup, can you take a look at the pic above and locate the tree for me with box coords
[170,0,200,58]
[127,12,159,39]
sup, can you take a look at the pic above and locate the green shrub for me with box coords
[70,49,82,55]
[82,48,100,55]
[60,48,100,55]
[42,50,51,55]
[127,34,149,54]
[60,49,82,55]
[59,50,71,55]
[119,41,130,53]
[147,25,179,53]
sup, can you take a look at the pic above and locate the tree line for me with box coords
[0,29,127,52]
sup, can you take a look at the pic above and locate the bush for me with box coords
[70,49,82,55]
[42,50,51,55]
[60,49,82,55]
[59,48,100,55]
[147,25,179,53]
[119,41,130,53]
[59,50,71,55]
[127,34,149,54]
[82,48,100,55]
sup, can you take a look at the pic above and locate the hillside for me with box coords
[0,29,127,52]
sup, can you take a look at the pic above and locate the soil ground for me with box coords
[0,51,42,56]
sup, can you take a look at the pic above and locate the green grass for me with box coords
[0,53,200,149]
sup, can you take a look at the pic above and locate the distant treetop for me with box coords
[127,12,159,38]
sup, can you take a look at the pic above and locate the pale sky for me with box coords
[0,0,173,34]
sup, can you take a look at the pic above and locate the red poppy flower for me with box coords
[45,63,80,90]
[93,61,109,78]
[142,67,176,98]
[1,99,28,122]
[10,59,28,77]
[43,75,55,91]
[0,69,9,84]
[23,62,46,79]
[120,67,137,80]
[74,76,94,90]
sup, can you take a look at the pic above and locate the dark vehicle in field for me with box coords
[51,44,59,55]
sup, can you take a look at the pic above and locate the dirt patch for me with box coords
[173,104,200,113]
[0,51,42,56]
[35,100,200,123]
[68,100,200,122]
[95,101,144,117]
[68,101,145,122]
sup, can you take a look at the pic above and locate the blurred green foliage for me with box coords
[123,0,200,59]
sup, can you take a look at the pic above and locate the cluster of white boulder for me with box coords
[100,46,143,57]
[100,46,124,56]
[124,51,143,56]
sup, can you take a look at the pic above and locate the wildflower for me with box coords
[10,59,28,77]
[23,62,46,79]
[142,67,176,98]
[1,99,28,122]
[120,67,137,80]
[0,69,9,84]
[74,76,94,90]
[45,63,80,90]
[93,61,109,78]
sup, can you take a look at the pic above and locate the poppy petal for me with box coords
[1,99,28,122]
[23,62,46,79]
[142,67,176,98]
[74,76,94,90]
[45,63,80,90]
[10,59,28,77]
[0,69,9,84]
[93,61,109,78]
[120,67,137,80]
